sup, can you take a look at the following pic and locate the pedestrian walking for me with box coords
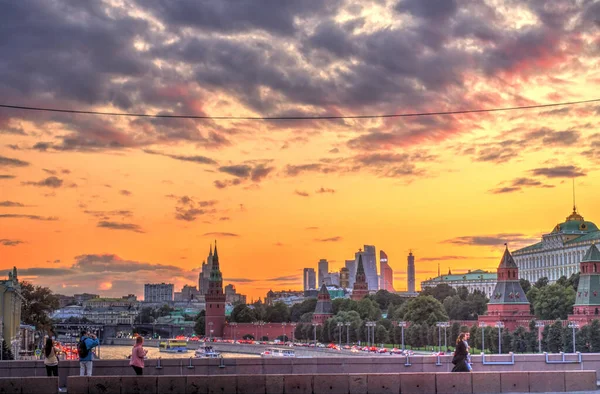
[43,337,60,377]
[451,333,471,372]
[129,336,148,375]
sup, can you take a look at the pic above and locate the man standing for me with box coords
[79,331,99,376]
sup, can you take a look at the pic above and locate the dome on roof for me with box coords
[551,207,598,234]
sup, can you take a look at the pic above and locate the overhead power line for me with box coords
[0,98,599,121]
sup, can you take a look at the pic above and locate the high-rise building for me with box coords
[355,246,378,290]
[0,267,21,349]
[303,268,316,291]
[205,241,226,338]
[198,245,214,295]
[225,284,246,304]
[340,267,350,289]
[351,255,369,301]
[318,259,329,286]
[345,259,356,288]
[407,251,416,294]
[379,250,395,292]
[144,283,174,302]
[326,272,340,286]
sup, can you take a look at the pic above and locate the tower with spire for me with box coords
[199,244,214,295]
[205,241,226,338]
[569,244,600,324]
[312,283,333,324]
[478,245,533,330]
[351,254,369,301]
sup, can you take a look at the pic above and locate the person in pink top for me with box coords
[129,336,148,375]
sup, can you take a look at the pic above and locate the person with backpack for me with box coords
[78,331,99,376]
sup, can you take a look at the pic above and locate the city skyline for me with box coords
[1,1,600,300]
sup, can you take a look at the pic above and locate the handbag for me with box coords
[451,352,460,365]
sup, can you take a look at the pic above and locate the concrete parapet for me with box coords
[67,376,88,394]
[157,376,186,394]
[284,374,313,394]
[207,374,237,393]
[237,374,266,394]
[565,370,597,392]
[313,374,349,394]
[366,373,399,394]
[121,375,157,394]
[186,375,209,394]
[0,376,21,394]
[500,371,529,393]
[435,372,472,394]
[471,372,501,393]
[400,372,436,394]
[88,376,121,394]
[265,374,284,394]
[348,374,368,394]
[528,371,565,393]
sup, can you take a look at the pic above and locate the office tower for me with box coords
[144,283,174,302]
[407,251,415,293]
[355,245,378,290]
[303,268,316,291]
[318,259,329,286]
[205,241,226,338]
[328,272,340,286]
[199,244,214,295]
[379,250,395,292]
[345,259,356,288]
[340,267,350,288]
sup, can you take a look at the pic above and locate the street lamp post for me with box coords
[568,321,579,353]
[479,322,487,354]
[312,323,318,345]
[398,321,407,351]
[230,322,238,342]
[535,322,544,353]
[436,322,449,352]
[365,322,376,347]
[291,323,297,343]
[345,322,351,346]
[495,322,504,354]
[208,322,214,341]
[337,322,343,348]
[282,322,287,343]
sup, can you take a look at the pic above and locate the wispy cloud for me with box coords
[295,190,310,197]
[0,201,26,207]
[22,176,64,188]
[97,221,144,233]
[0,155,29,167]
[0,214,58,221]
[315,236,342,242]
[0,239,24,247]
[203,232,239,237]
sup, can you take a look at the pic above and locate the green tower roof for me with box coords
[582,244,600,262]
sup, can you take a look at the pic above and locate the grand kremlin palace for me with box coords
[513,207,600,283]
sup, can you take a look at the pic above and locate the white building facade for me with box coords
[421,269,497,298]
[513,208,600,283]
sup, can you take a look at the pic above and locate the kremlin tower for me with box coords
[351,254,369,301]
[478,245,533,330]
[569,244,600,324]
[312,283,333,324]
[205,241,226,338]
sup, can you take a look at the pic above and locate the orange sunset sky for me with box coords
[1,0,600,301]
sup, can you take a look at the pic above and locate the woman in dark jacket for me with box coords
[451,333,470,372]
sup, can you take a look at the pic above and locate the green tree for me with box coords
[546,320,565,353]
[402,296,448,324]
[193,310,205,337]
[533,284,575,319]
[1,340,14,360]
[331,298,358,315]
[520,278,531,295]
[265,302,290,323]
[567,272,580,291]
[356,298,381,320]
[375,325,389,345]
[588,319,600,352]
[20,281,59,331]
[231,304,256,323]
[373,290,406,311]
[290,298,317,322]
[534,277,549,289]
[420,284,456,303]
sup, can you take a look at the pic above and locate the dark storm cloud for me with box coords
[0,155,29,167]
[97,221,144,233]
[0,214,57,221]
[315,236,342,242]
[530,165,586,178]
[203,232,239,237]
[441,233,537,246]
[316,187,335,194]
[488,177,554,194]
[395,0,457,21]
[0,239,24,247]
[0,201,25,207]
[143,150,217,165]
[139,0,342,36]
[22,176,63,188]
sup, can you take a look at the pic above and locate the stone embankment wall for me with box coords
[0,371,597,393]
